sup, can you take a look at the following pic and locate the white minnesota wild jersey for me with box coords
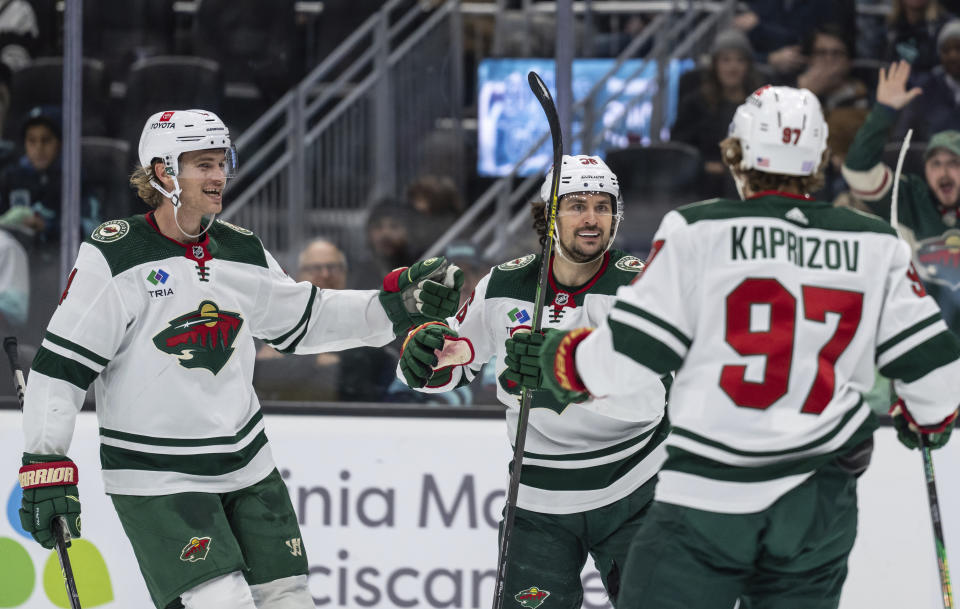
[401,250,669,514]
[23,213,395,495]
[577,194,960,514]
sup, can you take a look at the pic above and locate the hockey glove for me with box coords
[498,329,548,395]
[890,400,957,450]
[400,322,474,388]
[379,257,464,336]
[538,328,593,405]
[19,453,81,549]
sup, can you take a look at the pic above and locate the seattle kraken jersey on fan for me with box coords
[400,250,668,514]
[23,213,395,495]
[576,194,960,514]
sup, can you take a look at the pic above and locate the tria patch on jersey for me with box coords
[915,229,960,290]
[153,300,243,374]
[615,256,644,272]
[180,536,211,562]
[498,254,536,271]
[216,219,253,235]
[91,220,130,243]
[514,586,550,609]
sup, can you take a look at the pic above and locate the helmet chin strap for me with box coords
[150,176,215,240]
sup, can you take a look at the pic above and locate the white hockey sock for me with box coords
[180,571,257,609]
[250,574,315,608]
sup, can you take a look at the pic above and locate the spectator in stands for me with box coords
[886,0,956,73]
[0,222,27,331]
[842,60,960,333]
[254,238,396,402]
[894,20,960,140]
[818,106,870,204]
[0,0,37,72]
[734,0,854,80]
[0,106,98,248]
[352,198,419,287]
[406,174,464,246]
[797,24,870,114]
[673,29,763,199]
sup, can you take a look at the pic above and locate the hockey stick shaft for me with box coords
[4,336,83,609]
[491,71,563,609]
[919,435,954,609]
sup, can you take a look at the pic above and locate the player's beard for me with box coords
[559,224,609,263]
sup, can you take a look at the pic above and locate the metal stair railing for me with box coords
[424,0,735,261]
[221,0,464,269]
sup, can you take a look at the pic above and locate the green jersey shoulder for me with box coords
[85,215,268,277]
[484,249,642,302]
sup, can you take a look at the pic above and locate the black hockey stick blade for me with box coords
[491,71,564,609]
[53,517,82,608]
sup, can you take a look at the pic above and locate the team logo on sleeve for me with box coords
[915,230,960,291]
[514,586,550,608]
[180,536,212,562]
[91,220,130,243]
[498,254,536,271]
[615,256,644,272]
[153,301,244,374]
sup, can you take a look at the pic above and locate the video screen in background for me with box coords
[477,57,695,177]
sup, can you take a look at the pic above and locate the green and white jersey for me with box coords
[23,213,395,496]
[577,194,960,514]
[400,250,669,515]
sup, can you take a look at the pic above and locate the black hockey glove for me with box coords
[379,257,464,336]
[19,453,82,549]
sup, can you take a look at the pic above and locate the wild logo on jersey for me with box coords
[153,300,243,374]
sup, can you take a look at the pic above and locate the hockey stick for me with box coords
[890,130,954,608]
[4,336,83,609]
[491,71,563,609]
[919,434,954,609]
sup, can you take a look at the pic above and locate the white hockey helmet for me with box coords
[729,86,828,177]
[540,154,624,262]
[137,109,238,179]
[540,154,623,218]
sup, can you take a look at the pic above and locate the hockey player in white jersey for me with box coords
[396,155,669,608]
[16,109,463,609]
[511,87,960,608]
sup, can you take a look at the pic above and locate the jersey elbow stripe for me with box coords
[608,317,685,373]
[32,346,100,390]
[876,313,943,363]
[264,286,317,351]
[879,331,960,382]
[841,163,891,200]
[44,332,110,367]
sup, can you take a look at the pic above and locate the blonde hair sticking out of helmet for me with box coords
[539,154,624,265]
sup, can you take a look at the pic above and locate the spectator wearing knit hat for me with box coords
[672,28,764,199]
[894,19,960,140]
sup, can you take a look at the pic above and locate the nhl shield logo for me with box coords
[180,537,212,562]
[153,300,243,374]
[192,245,205,259]
[514,586,550,608]
[915,229,960,291]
